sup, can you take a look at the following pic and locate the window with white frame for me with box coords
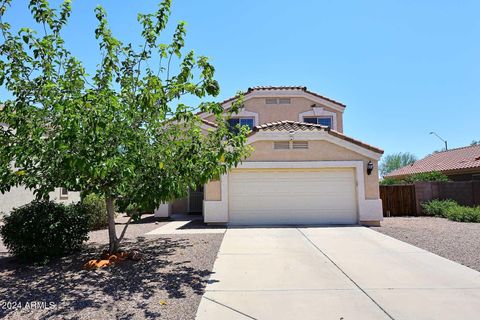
[227,117,254,132]
[303,116,333,127]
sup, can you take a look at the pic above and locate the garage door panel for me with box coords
[229,169,357,225]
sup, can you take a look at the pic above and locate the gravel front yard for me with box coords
[0,216,224,320]
[371,217,480,272]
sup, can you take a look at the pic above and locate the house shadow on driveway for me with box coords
[0,235,222,319]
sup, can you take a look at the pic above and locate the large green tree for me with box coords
[0,0,250,253]
[379,152,417,177]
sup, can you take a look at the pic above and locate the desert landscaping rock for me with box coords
[0,215,224,320]
[372,216,480,272]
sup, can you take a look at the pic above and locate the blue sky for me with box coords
[3,0,480,158]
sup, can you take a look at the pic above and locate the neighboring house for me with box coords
[0,187,80,215]
[156,86,384,226]
[0,121,80,215]
[387,144,480,181]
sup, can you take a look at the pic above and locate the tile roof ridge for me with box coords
[432,144,480,154]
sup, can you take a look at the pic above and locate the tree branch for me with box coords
[117,215,133,244]
[166,51,173,81]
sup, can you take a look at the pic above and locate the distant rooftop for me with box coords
[387,144,480,177]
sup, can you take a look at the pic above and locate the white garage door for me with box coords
[229,168,358,225]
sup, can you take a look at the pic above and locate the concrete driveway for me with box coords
[196,226,480,320]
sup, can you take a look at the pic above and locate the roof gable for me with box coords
[197,86,346,118]
[249,120,383,157]
[245,86,346,108]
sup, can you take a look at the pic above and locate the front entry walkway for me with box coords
[196,226,480,320]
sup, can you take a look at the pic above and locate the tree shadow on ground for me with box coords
[179,219,226,230]
[0,236,218,319]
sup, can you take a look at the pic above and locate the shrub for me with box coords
[422,199,458,217]
[82,193,108,230]
[0,201,89,261]
[381,171,449,185]
[404,172,449,183]
[422,199,480,223]
[116,197,153,218]
[380,177,402,185]
[445,205,480,223]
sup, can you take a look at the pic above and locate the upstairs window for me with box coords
[228,117,254,132]
[303,117,332,128]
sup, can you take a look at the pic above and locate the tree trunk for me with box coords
[106,196,118,253]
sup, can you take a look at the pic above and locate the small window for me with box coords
[274,141,290,150]
[292,141,308,149]
[303,118,317,124]
[239,118,254,128]
[266,98,278,105]
[60,188,68,198]
[228,117,254,133]
[317,118,332,127]
[303,117,332,127]
[278,98,291,104]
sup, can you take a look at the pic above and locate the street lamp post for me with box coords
[429,132,448,151]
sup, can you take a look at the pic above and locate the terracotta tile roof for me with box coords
[387,144,480,178]
[200,118,218,127]
[211,86,346,110]
[248,85,307,91]
[254,120,329,132]
[252,120,383,154]
[247,86,346,107]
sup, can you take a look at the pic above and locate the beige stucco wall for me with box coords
[205,179,221,201]
[205,97,344,133]
[246,140,380,199]
[0,187,81,215]
[201,140,380,201]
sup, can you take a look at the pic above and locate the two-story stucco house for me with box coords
[155,86,384,226]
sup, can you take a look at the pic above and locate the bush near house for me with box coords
[422,199,480,223]
[82,193,109,230]
[380,171,449,185]
[421,199,458,217]
[0,201,90,261]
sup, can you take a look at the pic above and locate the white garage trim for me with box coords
[203,174,229,223]
[203,161,383,224]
